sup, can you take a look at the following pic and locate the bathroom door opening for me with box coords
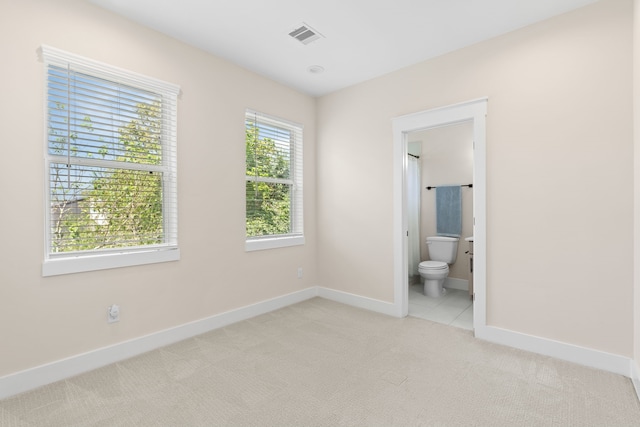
[406,121,474,329]
[392,98,487,335]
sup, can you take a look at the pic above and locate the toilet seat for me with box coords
[418,261,448,270]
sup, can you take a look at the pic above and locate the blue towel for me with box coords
[436,185,462,237]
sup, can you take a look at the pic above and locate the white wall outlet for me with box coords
[107,304,120,323]
[297,267,303,278]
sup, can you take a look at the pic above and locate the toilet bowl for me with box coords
[418,236,459,297]
[418,260,449,297]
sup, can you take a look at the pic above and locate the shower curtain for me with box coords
[407,157,421,278]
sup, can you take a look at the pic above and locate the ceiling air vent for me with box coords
[288,23,324,45]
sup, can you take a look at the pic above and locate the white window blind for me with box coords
[245,110,303,245]
[41,46,179,274]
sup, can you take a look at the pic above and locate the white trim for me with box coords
[476,324,632,377]
[245,235,305,251]
[632,360,640,402]
[245,108,304,130]
[39,45,180,96]
[245,174,295,186]
[317,287,398,317]
[42,247,180,276]
[0,287,317,400]
[48,155,167,173]
[1,288,637,401]
[392,98,488,323]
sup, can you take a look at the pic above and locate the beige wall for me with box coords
[317,0,634,356]
[0,0,317,377]
[1,0,637,381]
[413,122,474,280]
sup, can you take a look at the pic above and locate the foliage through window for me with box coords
[42,46,179,272]
[245,111,303,244]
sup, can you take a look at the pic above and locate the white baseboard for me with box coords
[475,324,632,377]
[0,287,318,400]
[317,287,397,317]
[2,286,637,404]
[632,360,640,403]
[444,277,469,292]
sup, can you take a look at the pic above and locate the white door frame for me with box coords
[392,98,487,333]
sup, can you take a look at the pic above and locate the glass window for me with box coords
[245,110,304,251]
[41,46,179,276]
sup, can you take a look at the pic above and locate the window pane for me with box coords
[50,163,164,252]
[245,122,291,179]
[246,181,292,237]
[47,66,163,165]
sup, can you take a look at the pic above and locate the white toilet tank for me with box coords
[426,236,459,264]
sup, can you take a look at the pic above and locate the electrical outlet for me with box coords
[297,267,303,278]
[107,304,120,323]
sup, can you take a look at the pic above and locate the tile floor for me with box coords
[408,283,473,330]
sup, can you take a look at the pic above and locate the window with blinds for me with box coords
[245,110,304,250]
[41,46,180,275]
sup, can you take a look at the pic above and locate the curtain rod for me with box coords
[426,184,473,190]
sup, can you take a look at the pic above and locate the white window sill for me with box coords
[245,236,305,252]
[42,247,180,277]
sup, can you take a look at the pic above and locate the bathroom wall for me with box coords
[317,0,633,357]
[0,0,317,378]
[412,122,474,281]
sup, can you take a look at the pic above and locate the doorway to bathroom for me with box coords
[406,122,474,330]
[392,98,487,335]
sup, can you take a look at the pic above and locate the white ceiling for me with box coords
[89,0,598,97]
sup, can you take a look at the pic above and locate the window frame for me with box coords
[244,110,304,251]
[41,45,180,276]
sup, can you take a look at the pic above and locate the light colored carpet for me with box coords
[1,297,639,426]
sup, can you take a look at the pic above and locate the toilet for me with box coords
[418,236,459,297]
